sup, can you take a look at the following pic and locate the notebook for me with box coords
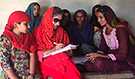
[43,44,78,58]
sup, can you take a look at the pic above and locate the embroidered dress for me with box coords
[0,35,30,79]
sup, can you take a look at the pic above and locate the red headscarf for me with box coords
[3,11,37,53]
[34,7,69,50]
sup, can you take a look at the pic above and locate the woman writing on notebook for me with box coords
[34,6,80,79]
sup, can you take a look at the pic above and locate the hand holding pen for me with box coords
[54,42,65,50]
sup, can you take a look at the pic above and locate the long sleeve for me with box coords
[100,26,129,61]
[99,33,109,54]
[0,35,12,70]
[111,27,129,61]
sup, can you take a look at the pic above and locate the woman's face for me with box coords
[53,14,62,29]
[16,21,29,33]
[63,12,70,20]
[95,11,107,27]
[75,12,85,25]
[33,5,40,17]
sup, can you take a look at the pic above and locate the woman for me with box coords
[61,9,72,35]
[70,9,94,55]
[34,7,80,79]
[90,4,102,29]
[0,11,36,79]
[26,2,41,32]
[68,9,94,72]
[85,5,135,73]
[90,4,102,49]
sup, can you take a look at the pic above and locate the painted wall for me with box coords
[0,0,41,35]
[0,0,135,35]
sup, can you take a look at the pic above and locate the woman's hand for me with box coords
[43,42,64,56]
[4,69,18,79]
[44,51,51,56]
[67,50,73,57]
[28,75,34,79]
[86,53,103,63]
[54,42,64,50]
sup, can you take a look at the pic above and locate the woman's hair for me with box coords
[91,4,102,28]
[96,5,120,28]
[52,6,62,17]
[62,9,71,20]
[61,9,72,29]
[73,9,88,23]
[32,2,40,7]
[92,4,102,15]
[26,2,40,16]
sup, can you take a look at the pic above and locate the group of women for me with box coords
[0,2,135,79]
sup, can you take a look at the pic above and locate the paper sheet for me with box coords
[43,44,78,58]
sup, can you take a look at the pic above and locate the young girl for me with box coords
[0,11,36,79]
[26,2,41,33]
[34,7,81,79]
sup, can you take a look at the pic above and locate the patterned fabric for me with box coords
[0,35,30,79]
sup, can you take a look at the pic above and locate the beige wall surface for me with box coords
[0,0,135,35]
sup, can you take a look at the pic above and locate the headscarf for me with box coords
[34,7,69,50]
[26,2,41,32]
[3,11,37,53]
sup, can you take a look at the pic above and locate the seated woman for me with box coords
[67,9,94,72]
[69,9,94,57]
[85,5,135,73]
[61,9,73,36]
[90,4,103,50]
[34,7,81,79]
[0,11,36,79]
[25,2,41,33]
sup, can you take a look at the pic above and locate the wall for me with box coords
[0,0,39,35]
[0,0,135,35]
